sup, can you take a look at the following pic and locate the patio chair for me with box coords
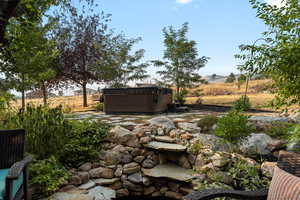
[0,129,32,200]
[184,150,300,200]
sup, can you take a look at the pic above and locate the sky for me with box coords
[71,0,282,78]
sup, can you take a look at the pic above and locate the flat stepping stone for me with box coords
[142,164,193,182]
[154,136,176,143]
[93,178,120,185]
[88,186,116,200]
[144,141,186,152]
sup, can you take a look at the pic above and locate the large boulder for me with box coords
[177,122,201,132]
[107,126,140,148]
[148,117,176,134]
[249,116,291,123]
[240,133,284,156]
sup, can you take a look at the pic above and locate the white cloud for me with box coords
[265,0,286,7]
[176,0,193,4]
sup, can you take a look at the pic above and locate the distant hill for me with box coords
[203,74,242,83]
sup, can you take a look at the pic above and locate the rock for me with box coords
[200,163,219,171]
[108,126,140,148]
[165,191,183,200]
[69,175,82,186]
[79,163,92,172]
[114,166,123,177]
[119,122,137,131]
[160,186,168,194]
[123,162,141,174]
[142,177,152,186]
[48,192,92,200]
[192,134,231,152]
[157,127,165,136]
[144,186,156,195]
[104,151,121,165]
[89,167,114,179]
[78,180,96,190]
[123,180,143,192]
[179,187,194,195]
[142,158,156,168]
[169,129,181,138]
[267,139,286,152]
[152,191,162,197]
[178,155,191,169]
[88,186,116,200]
[145,141,186,152]
[120,153,133,164]
[249,116,291,123]
[211,153,230,168]
[168,182,181,192]
[173,118,187,123]
[59,185,77,192]
[93,178,120,185]
[195,154,206,170]
[78,172,90,184]
[215,171,233,185]
[290,111,300,123]
[116,189,129,197]
[128,172,143,183]
[240,133,282,156]
[180,133,195,140]
[154,136,176,143]
[148,117,176,134]
[134,156,145,163]
[177,122,201,132]
[261,162,277,177]
[110,181,123,190]
[142,164,193,182]
[140,136,151,144]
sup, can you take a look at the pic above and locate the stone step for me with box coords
[144,141,186,152]
[154,136,176,143]
[142,163,193,182]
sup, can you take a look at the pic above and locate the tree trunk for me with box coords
[82,83,88,107]
[41,83,48,106]
[21,89,25,110]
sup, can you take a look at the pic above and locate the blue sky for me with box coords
[73,0,280,77]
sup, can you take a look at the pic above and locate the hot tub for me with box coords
[102,87,173,114]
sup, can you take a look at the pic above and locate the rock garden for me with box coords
[32,107,298,200]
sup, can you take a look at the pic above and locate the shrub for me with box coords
[1,105,71,159]
[263,122,295,139]
[197,115,218,133]
[233,95,251,111]
[94,103,104,112]
[29,157,70,196]
[228,160,270,190]
[60,120,110,167]
[215,110,254,143]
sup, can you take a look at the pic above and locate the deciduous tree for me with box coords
[153,23,209,103]
[236,0,300,108]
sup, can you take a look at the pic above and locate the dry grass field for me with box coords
[11,79,277,112]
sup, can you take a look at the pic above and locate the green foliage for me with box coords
[1,105,70,159]
[228,160,270,190]
[236,0,300,108]
[288,125,300,152]
[29,156,70,196]
[94,103,104,112]
[60,120,110,167]
[233,95,251,111]
[263,122,295,139]
[225,73,236,83]
[215,110,254,143]
[197,115,218,133]
[152,23,209,100]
